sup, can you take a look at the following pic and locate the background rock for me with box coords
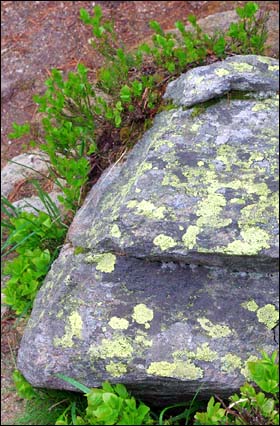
[1,151,49,198]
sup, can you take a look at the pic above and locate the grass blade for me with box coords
[55,373,91,394]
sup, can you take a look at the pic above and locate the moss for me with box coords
[106,361,127,377]
[256,304,279,330]
[85,253,116,273]
[197,317,232,339]
[153,234,177,251]
[74,246,86,255]
[215,68,230,77]
[182,225,200,249]
[132,304,154,329]
[53,311,83,348]
[241,300,259,312]
[89,335,133,359]
[221,354,242,373]
[110,224,121,239]
[147,360,203,379]
[108,317,129,330]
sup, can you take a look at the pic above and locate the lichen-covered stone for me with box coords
[18,56,279,404]
[69,57,279,272]
[17,245,278,403]
[164,55,279,107]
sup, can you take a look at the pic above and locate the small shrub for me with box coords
[194,350,279,425]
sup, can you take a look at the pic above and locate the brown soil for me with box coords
[1,1,279,424]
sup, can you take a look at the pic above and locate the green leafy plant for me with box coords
[13,371,87,425]
[227,1,268,54]
[194,350,279,425]
[13,369,37,400]
[55,374,152,425]
[1,190,67,315]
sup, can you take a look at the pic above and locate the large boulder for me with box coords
[18,55,279,404]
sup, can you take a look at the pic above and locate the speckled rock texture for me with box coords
[18,55,279,403]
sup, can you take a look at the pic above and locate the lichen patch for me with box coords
[132,304,154,329]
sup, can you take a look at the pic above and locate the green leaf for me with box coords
[175,20,186,34]
[87,142,97,155]
[187,14,197,27]
[80,8,91,24]
[93,5,103,20]
[55,373,91,394]
[149,20,164,35]
[8,122,30,139]
[237,2,259,19]
[13,369,36,400]
[213,37,226,57]
[120,85,131,103]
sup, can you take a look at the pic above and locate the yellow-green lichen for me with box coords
[256,304,279,330]
[268,65,279,71]
[257,56,273,65]
[229,198,246,205]
[54,311,83,348]
[224,227,270,256]
[182,225,200,249]
[106,361,127,377]
[108,317,129,330]
[190,122,201,132]
[110,224,121,239]
[221,354,242,373]
[153,234,177,251]
[252,103,267,112]
[174,361,204,379]
[147,361,203,379]
[89,335,133,359]
[195,343,219,362]
[135,332,153,348]
[197,161,205,167]
[241,300,259,312]
[173,344,218,362]
[147,361,175,377]
[196,193,232,228]
[230,62,254,72]
[127,199,166,220]
[132,304,154,329]
[215,68,230,77]
[197,317,232,339]
[85,253,116,273]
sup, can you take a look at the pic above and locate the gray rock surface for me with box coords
[164,55,279,107]
[1,151,49,197]
[18,56,279,403]
[12,191,64,216]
